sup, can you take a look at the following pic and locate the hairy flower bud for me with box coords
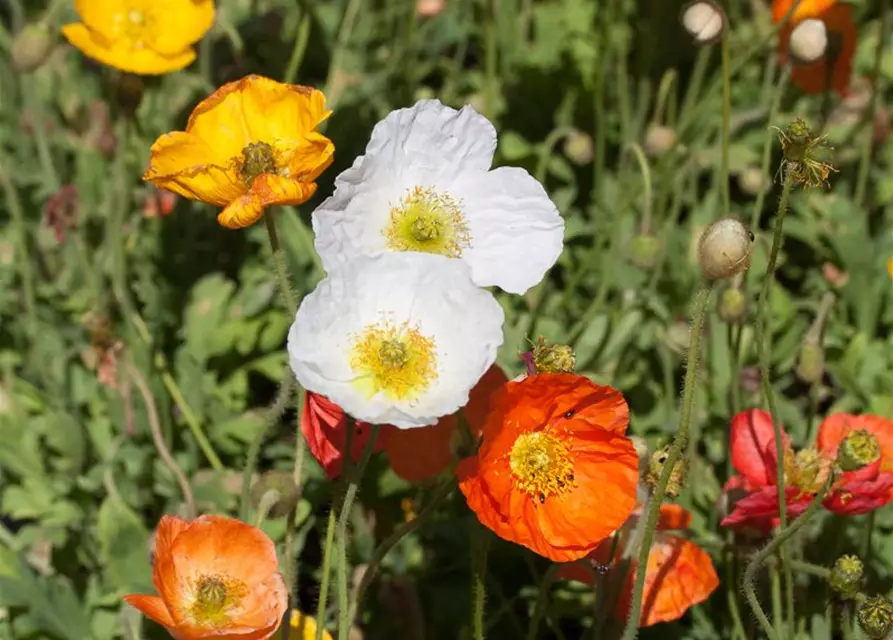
[249,470,301,519]
[11,24,53,73]
[697,218,754,280]
[738,166,769,197]
[717,286,747,324]
[646,445,687,497]
[829,555,863,600]
[680,1,726,45]
[858,595,893,640]
[837,430,881,473]
[563,129,594,165]
[795,342,825,384]
[789,19,828,65]
[628,234,661,270]
[644,123,677,157]
[532,338,576,374]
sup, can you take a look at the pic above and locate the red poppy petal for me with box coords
[730,409,789,488]
[721,486,813,533]
[824,473,893,515]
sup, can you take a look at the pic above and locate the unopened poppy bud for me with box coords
[829,555,864,600]
[532,338,576,374]
[789,19,827,65]
[738,166,769,197]
[858,595,893,640]
[628,234,661,270]
[717,286,747,323]
[795,342,824,384]
[697,217,754,280]
[563,129,594,165]
[11,24,53,73]
[680,1,726,45]
[644,123,677,157]
[664,321,691,355]
[249,470,301,519]
[837,429,880,472]
[646,445,687,497]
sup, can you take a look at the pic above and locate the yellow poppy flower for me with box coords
[143,75,335,229]
[61,0,214,75]
[287,610,333,640]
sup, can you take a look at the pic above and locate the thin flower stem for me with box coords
[264,213,299,312]
[527,564,559,640]
[127,363,197,519]
[749,68,790,232]
[323,0,362,110]
[720,32,731,214]
[625,142,653,233]
[348,480,454,626]
[284,8,312,85]
[863,510,876,562]
[755,173,795,632]
[534,126,574,184]
[620,283,714,640]
[854,0,889,209]
[771,561,784,633]
[471,526,491,640]
[592,535,621,639]
[743,478,833,640]
[316,507,338,640]
[336,424,381,640]
[726,548,747,640]
[0,161,36,333]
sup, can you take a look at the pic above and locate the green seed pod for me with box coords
[829,555,863,600]
[563,129,594,165]
[628,234,661,270]
[837,430,880,473]
[646,445,687,497]
[858,595,893,640]
[795,342,825,384]
[12,24,53,73]
[717,286,747,324]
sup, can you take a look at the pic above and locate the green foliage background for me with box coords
[1,0,893,638]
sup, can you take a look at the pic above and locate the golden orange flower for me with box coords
[287,610,333,640]
[123,514,288,639]
[457,373,639,562]
[62,0,214,75]
[144,75,334,229]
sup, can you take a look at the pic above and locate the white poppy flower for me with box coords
[287,252,505,429]
[311,99,564,295]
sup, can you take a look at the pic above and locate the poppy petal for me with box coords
[730,409,789,488]
[771,0,836,23]
[721,486,813,533]
[824,473,893,515]
[123,594,176,628]
[62,23,196,75]
[818,413,893,473]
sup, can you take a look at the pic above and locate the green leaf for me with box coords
[96,496,152,594]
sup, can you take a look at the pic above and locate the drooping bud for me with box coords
[531,337,576,374]
[663,321,691,356]
[789,19,828,65]
[644,123,677,157]
[249,470,301,519]
[837,430,881,472]
[563,129,594,165]
[680,1,726,46]
[646,445,687,497]
[717,285,747,324]
[737,166,769,197]
[11,24,53,73]
[858,595,893,640]
[697,217,754,280]
[795,342,824,384]
[628,234,661,270]
[829,555,864,600]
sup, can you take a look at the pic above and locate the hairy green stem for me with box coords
[284,9,312,84]
[743,478,833,640]
[620,283,714,639]
[316,507,338,640]
[471,527,491,640]
[720,32,731,214]
[749,68,790,232]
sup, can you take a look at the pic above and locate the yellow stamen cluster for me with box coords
[509,431,575,504]
[384,186,471,257]
[189,573,247,628]
[785,447,832,494]
[349,319,437,401]
[112,4,156,49]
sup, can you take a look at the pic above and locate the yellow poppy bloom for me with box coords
[143,75,335,229]
[61,0,214,75]
[287,610,333,640]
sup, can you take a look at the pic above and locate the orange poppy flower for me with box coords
[774,1,856,97]
[144,75,334,229]
[457,373,639,562]
[62,0,214,75]
[559,504,719,627]
[123,514,288,639]
[817,413,893,471]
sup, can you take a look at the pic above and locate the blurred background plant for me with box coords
[1,0,893,638]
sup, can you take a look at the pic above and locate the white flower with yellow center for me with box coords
[311,99,565,295]
[287,252,505,428]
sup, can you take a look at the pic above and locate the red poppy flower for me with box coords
[303,365,507,481]
[123,514,287,639]
[559,504,719,627]
[722,410,893,532]
[773,0,856,97]
[302,392,389,479]
[457,373,638,562]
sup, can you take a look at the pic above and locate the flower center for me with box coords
[239,141,278,185]
[509,431,575,503]
[785,447,831,494]
[190,574,246,627]
[112,3,155,49]
[384,187,471,257]
[349,319,437,401]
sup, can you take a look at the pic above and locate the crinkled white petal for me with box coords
[286,253,505,429]
[331,99,497,187]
